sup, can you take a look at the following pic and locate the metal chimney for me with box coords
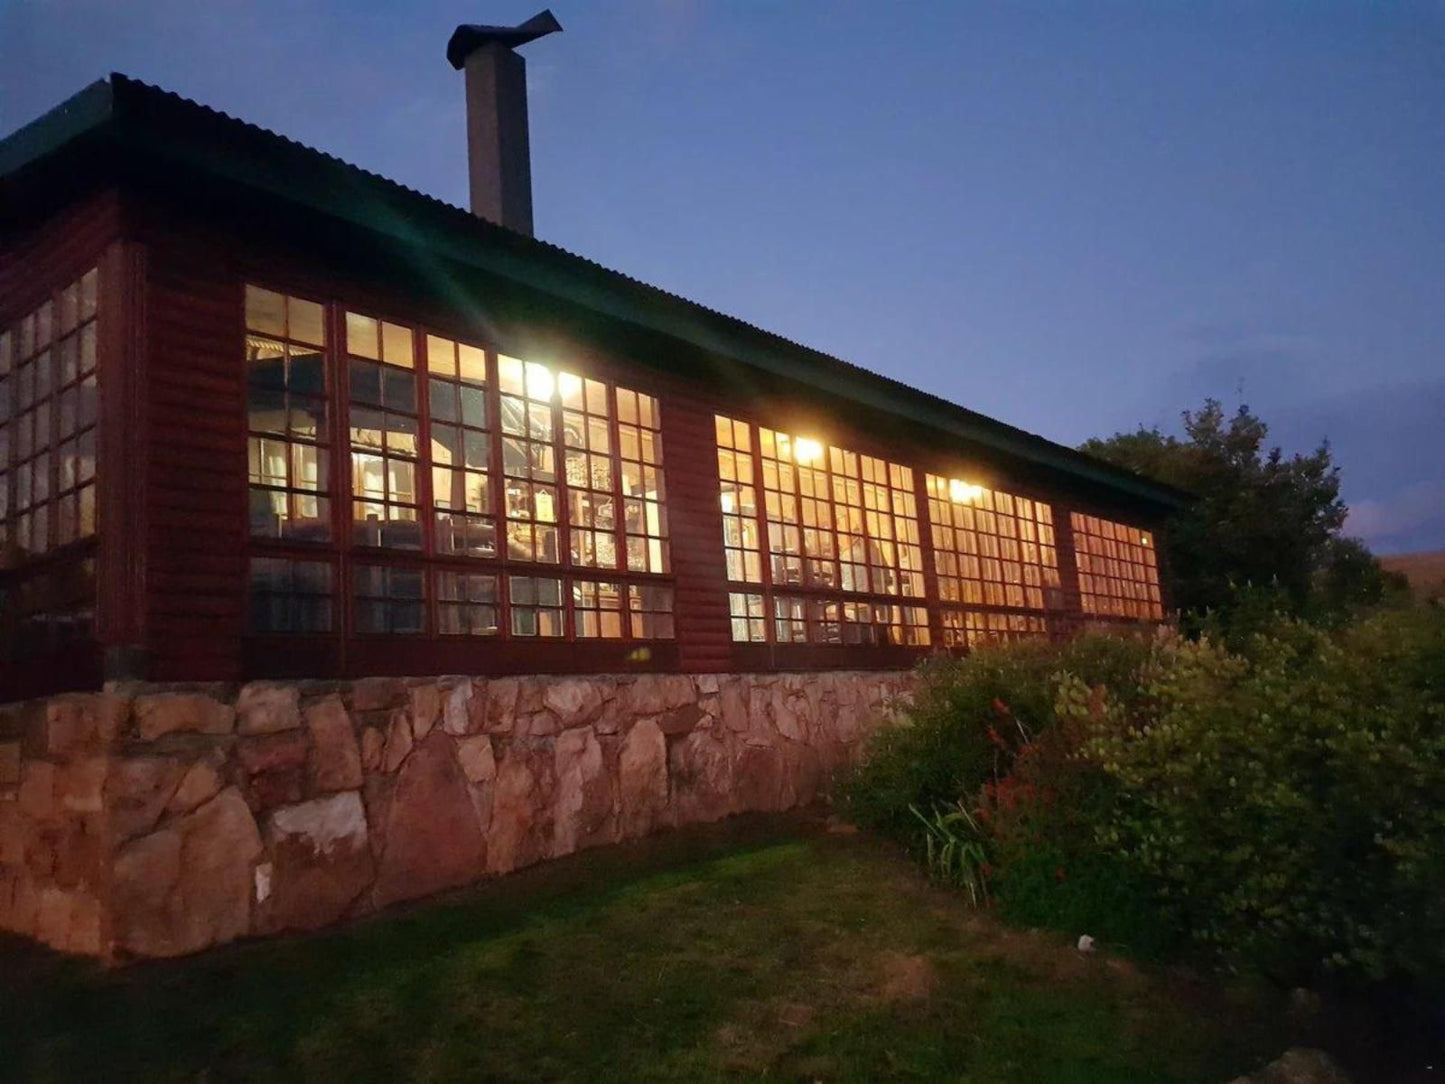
[447,10,562,235]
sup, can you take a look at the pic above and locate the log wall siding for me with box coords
[2,187,1170,697]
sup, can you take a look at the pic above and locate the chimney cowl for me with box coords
[447,10,562,69]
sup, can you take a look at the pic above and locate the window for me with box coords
[509,575,564,637]
[348,312,420,548]
[0,558,96,658]
[926,476,1062,610]
[716,418,927,647]
[715,415,762,583]
[428,334,495,558]
[562,373,617,568]
[247,286,330,542]
[573,578,624,638]
[940,609,1049,648]
[353,564,425,634]
[729,591,766,643]
[499,356,560,563]
[627,583,675,639]
[435,570,499,635]
[2,268,99,558]
[1071,513,1163,620]
[249,557,333,633]
[618,388,669,573]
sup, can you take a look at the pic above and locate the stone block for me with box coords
[236,682,301,736]
[261,791,374,932]
[41,694,127,758]
[456,735,496,784]
[134,693,234,742]
[542,678,605,729]
[55,757,106,814]
[409,684,441,740]
[381,710,413,773]
[167,758,222,815]
[107,756,182,843]
[553,728,611,855]
[617,717,667,839]
[305,698,362,793]
[373,733,487,907]
[17,762,55,821]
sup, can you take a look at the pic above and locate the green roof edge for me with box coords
[2,73,1190,512]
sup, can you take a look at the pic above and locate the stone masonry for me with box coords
[0,670,912,961]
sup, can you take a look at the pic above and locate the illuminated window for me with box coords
[859,455,925,597]
[729,591,766,642]
[246,286,329,543]
[716,417,927,647]
[573,578,624,638]
[428,335,495,558]
[435,570,499,635]
[618,388,668,574]
[715,415,762,583]
[1070,513,1163,620]
[773,595,808,643]
[805,599,930,646]
[509,575,564,637]
[562,373,617,568]
[3,268,99,558]
[249,557,333,633]
[347,312,420,549]
[940,609,1049,648]
[353,564,425,634]
[926,476,1062,610]
[627,583,675,639]
[499,356,560,563]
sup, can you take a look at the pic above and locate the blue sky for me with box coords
[3,1,1441,552]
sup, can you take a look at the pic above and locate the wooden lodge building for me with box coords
[0,24,1184,705]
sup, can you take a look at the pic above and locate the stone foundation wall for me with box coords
[0,670,912,961]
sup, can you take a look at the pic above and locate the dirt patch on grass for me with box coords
[876,952,937,1001]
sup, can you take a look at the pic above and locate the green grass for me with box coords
[1,814,1300,1083]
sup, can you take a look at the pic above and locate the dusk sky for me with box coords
[3,1,1441,553]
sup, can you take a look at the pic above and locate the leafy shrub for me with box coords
[843,606,1445,989]
[1085,607,1445,987]
[838,633,1152,842]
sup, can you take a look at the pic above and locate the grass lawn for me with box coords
[0,813,1326,1082]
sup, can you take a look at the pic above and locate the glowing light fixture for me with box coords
[525,360,555,402]
[720,491,736,514]
[949,479,984,503]
[1140,535,1151,546]
[557,371,583,404]
[793,437,824,464]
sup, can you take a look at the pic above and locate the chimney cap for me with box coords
[447,9,562,69]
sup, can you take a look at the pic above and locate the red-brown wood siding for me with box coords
[137,229,247,681]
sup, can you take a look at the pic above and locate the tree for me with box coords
[1081,399,1389,620]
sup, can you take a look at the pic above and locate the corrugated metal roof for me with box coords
[0,73,1190,512]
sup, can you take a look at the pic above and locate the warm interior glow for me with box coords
[720,490,736,514]
[525,361,555,403]
[793,437,824,464]
[557,371,583,404]
[949,479,984,503]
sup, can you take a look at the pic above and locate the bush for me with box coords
[1085,607,1445,987]
[842,606,1445,990]
[838,633,1152,843]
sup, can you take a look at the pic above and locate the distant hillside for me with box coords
[1379,551,1445,598]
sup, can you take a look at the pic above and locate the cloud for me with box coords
[1347,481,1445,555]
